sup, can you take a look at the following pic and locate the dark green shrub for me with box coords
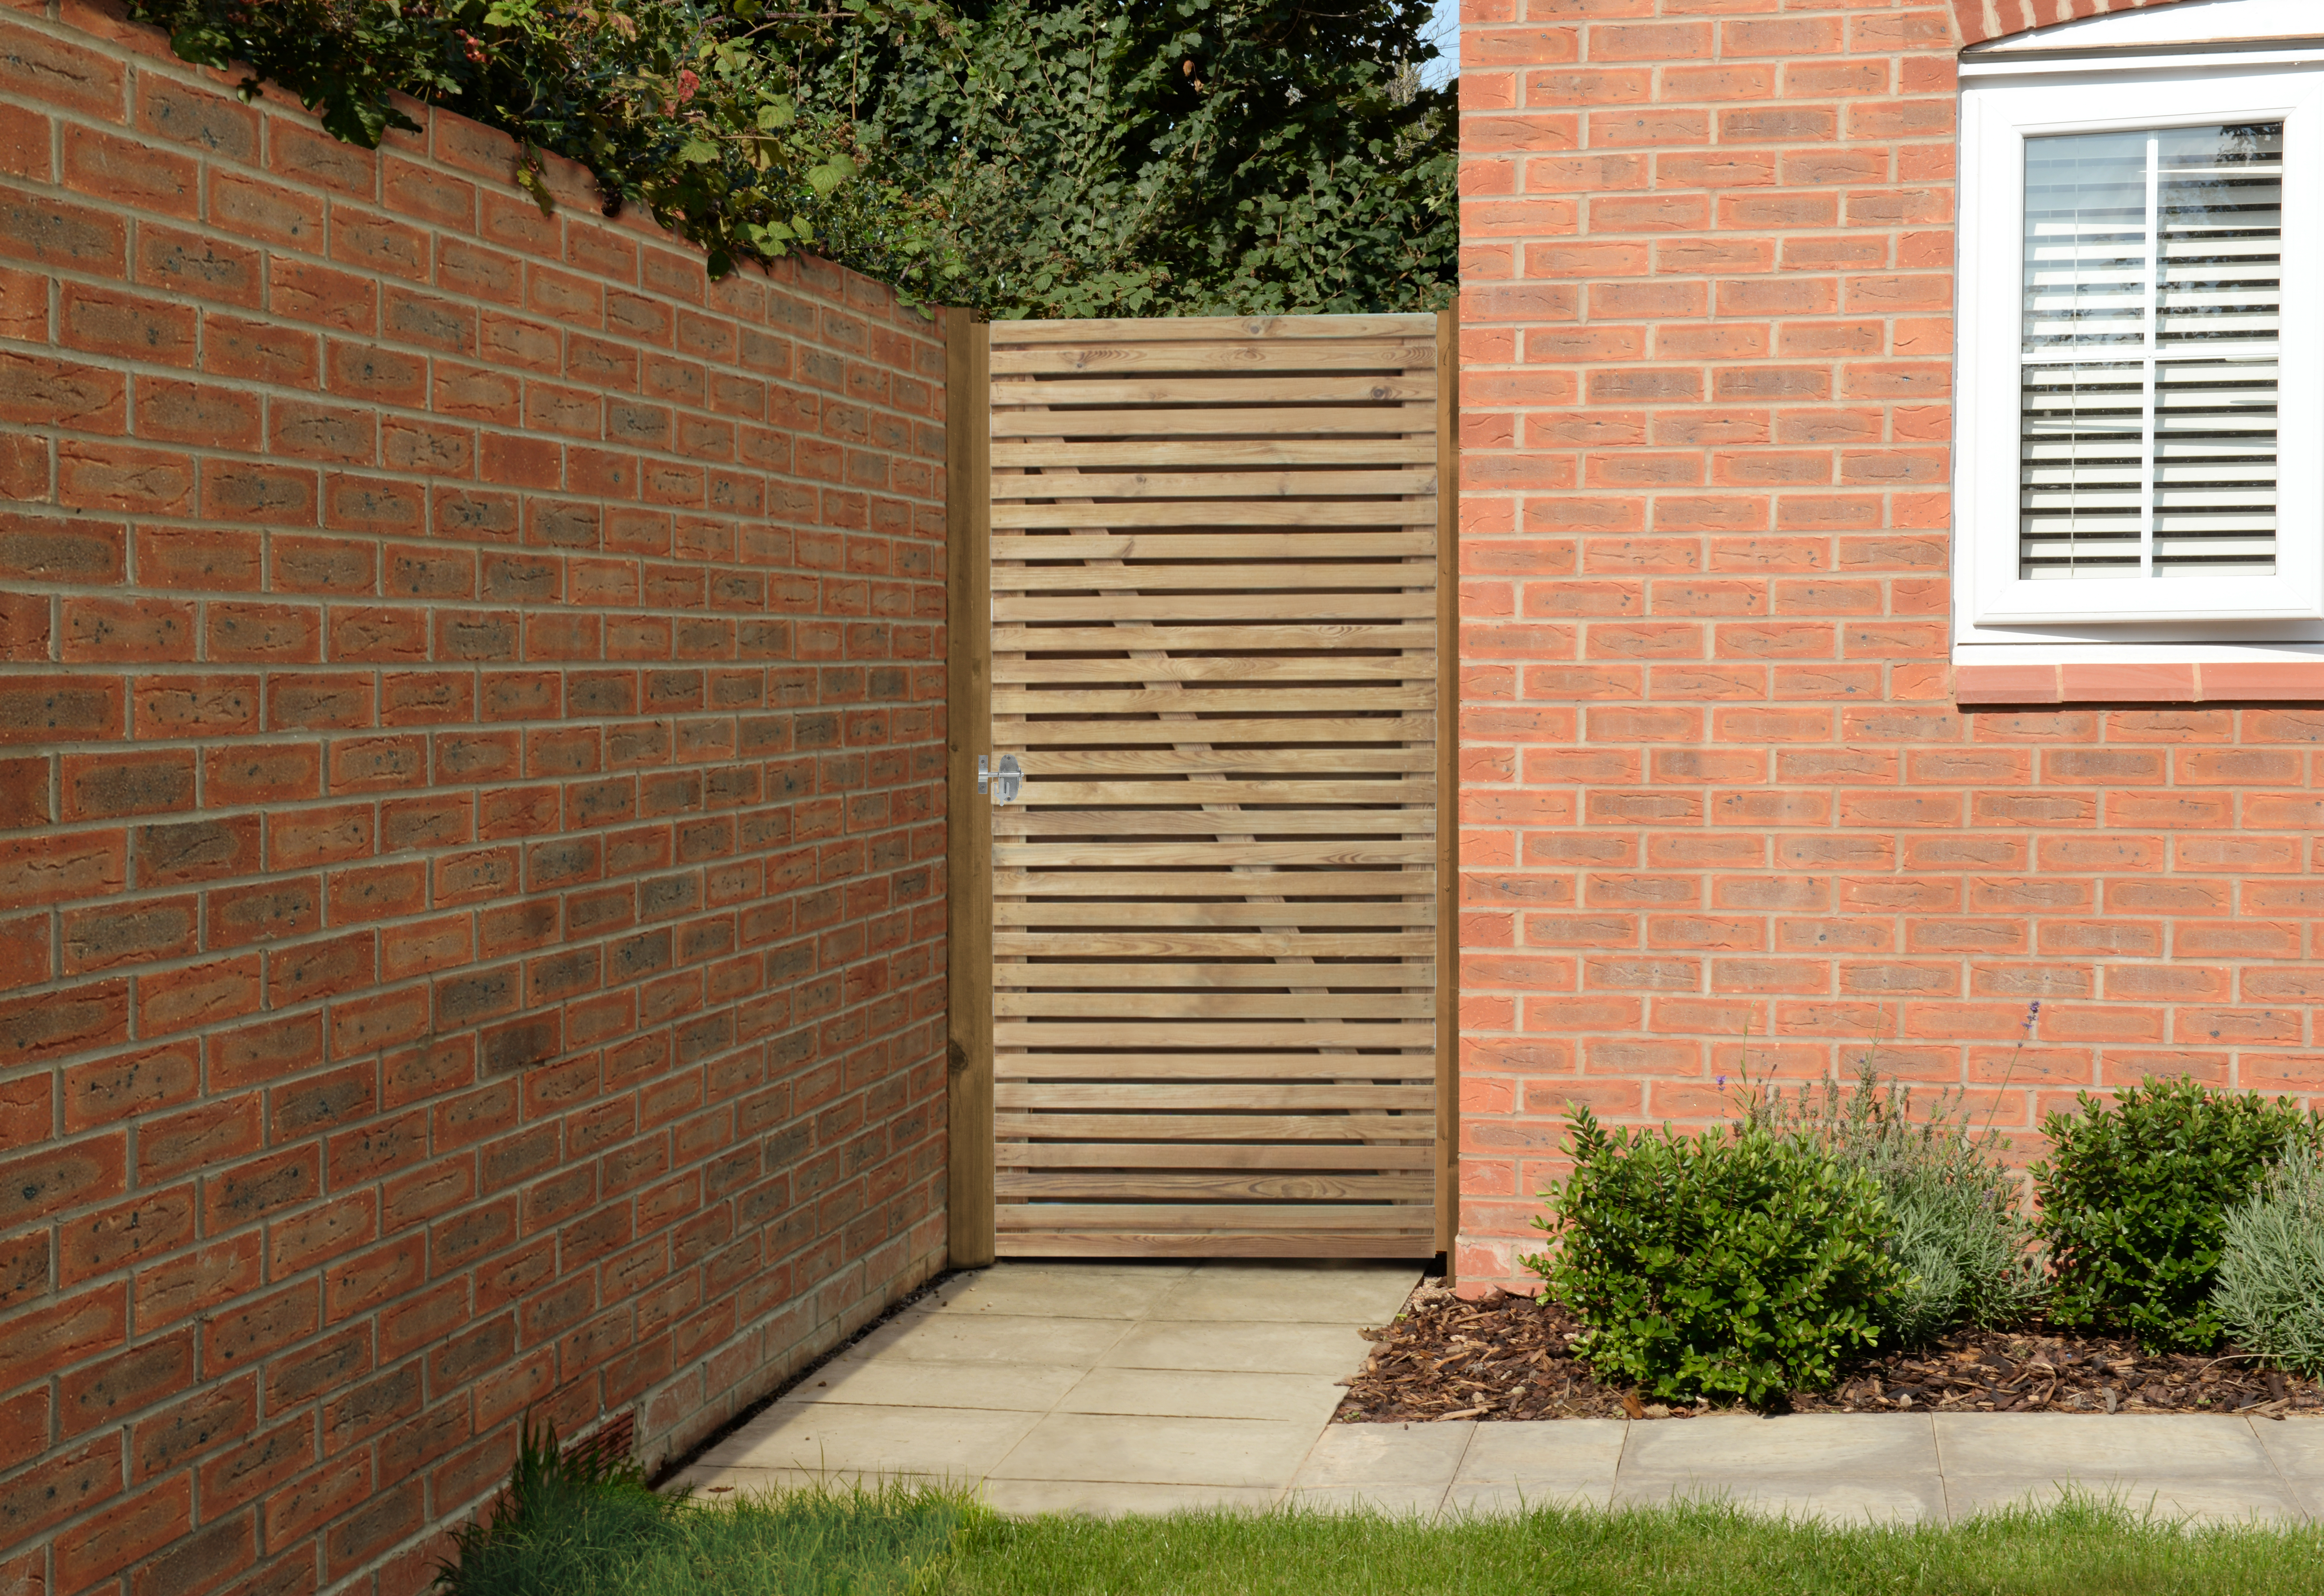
[1749,1063,2047,1344]
[1523,1108,1901,1408]
[2034,1079,2324,1353]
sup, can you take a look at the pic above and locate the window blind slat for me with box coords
[2020,123,2283,579]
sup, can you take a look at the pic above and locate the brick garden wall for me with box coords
[0,3,950,1590]
[1451,0,2324,1289]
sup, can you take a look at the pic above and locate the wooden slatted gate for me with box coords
[945,311,1455,1262]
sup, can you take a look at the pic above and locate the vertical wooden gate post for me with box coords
[1435,303,1460,1262]
[945,308,995,1268]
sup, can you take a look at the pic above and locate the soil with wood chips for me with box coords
[1333,1280,2324,1424]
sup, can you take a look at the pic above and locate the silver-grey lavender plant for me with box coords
[1738,1006,2048,1346]
[2212,1135,2324,1377]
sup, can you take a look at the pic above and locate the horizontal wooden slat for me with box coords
[995,964,1433,990]
[1007,1141,1434,1168]
[991,314,1435,344]
[993,500,1434,530]
[998,1231,1430,1259]
[993,900,1434,927]
[995,658,1430,687]
[995,1172,1432,1200]
[993,687,1434,716]
[1002,716,1435,748]
[996,811,1432,838]
[994,934,1435,959]
[992,439,1437,469]
[995,1022,1434,1048]
[993,1203,1427,1231]
[996,841,1435,868]
[991,375,1436,407]
[995,592,1433,622]
[1000,748,1435,774]
[992,407,1437,440]
[997,1112,1431,1141]
[1011,781,1432,805]
[996,1052,1436,1081]
[990,469,1437,502]
[994,623,1438,652]
[999,1031,1431,1054]
[995,991,1432,1019]
[991,533,1431,563]
[989,342,1436,376]
[995,567,1435,595]
[995,869,1432,898]
[998,1083,1434,1110]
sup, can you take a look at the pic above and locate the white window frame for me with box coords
[1956,23,2324,654]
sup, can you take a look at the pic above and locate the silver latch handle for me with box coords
[990,754,1021,805]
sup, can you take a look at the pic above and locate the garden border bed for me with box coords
[1335,1280,2324,1425]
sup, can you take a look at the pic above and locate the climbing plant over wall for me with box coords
[127,0,1454,315]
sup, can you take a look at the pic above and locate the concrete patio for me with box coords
[673,1262,2324,1523]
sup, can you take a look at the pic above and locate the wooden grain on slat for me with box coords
[991,563,1437,595]
[1011,780,1432,804]
[993,500,1433,530]
[990,532,1432,562]
[995,1172,1434,1200]
[993,870,1434,900]
[997,810,1432,838]
[994,1022,1433,1049]
[993,900,1435,927]
[1002,715,1435,747]
[998,1082,1434,1110]
[993,1203,1428,1232]
[990,374,1437,407]
[992,687,1434,716]
[996,963,1434,989]
[992,438,1437,469]
[989,313,1434,344]
[995,1111,1431,1142]
[994,933,1436,959]
[1009,1142,1429,1169]
[995,592,1434,622]
[989,341,1436,376]
[998,747,1437,774]
[998,1232,1430,1258]
[994,658,1430,687]
[993,623,1437,652]
[995,990,1432,1020]
[995,841,1434,869]
[989,468,1437,502]
[991,408,1437,440]
[996,1052,1437,1080]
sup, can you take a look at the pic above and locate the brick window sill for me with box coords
[1955,661,2324,705]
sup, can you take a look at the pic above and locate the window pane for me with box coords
[2019,123,2282,580]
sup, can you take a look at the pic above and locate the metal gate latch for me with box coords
[980,754,1021,804]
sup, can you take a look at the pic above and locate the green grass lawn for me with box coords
[438,1476,2324,1596]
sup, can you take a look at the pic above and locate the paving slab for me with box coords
[1056,1366,1347,1424]
[836,1309,1131,1369]
[992,1411,1325,1488]
[1447,1419,1627,1515]
[703,1403,1042,1479]
[1945,1474,2306,1527]
[1100,1318,1371,1375]
[924,1266,1191,1320]
[2250,1415,2324,1519]
[777,1357,1085,1412]
[1147,1263,1425,1325]
[1291,1420,1476,1495]
[1934,1412,2272,1478]
[1625,1412,1940,1480]
[1617,1472,1945,1525]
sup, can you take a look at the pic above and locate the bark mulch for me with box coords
[1333,1279,2324,1425]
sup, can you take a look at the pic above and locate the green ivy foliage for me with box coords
[125,0,1453,316]
[125,0,885,278]
[800,0,1457,317]
[1524,1108,1903,1409]
[2034,1079,2324,1354]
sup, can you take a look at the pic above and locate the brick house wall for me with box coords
[0,4,949,1591]
[1453,0,2324,1289]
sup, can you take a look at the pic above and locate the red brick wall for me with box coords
[1455,0,2319,1290]
[0,4,949,1590]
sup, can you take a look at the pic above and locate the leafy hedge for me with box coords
[124,0,1456,318]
